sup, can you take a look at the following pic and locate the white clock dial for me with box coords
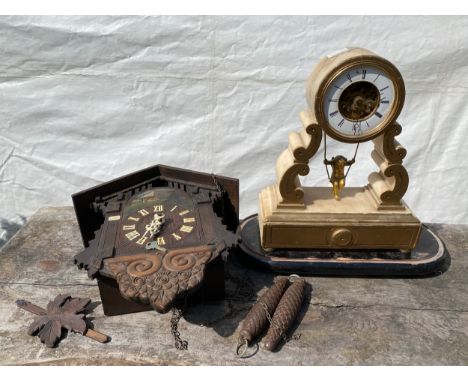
[323,65,395,138]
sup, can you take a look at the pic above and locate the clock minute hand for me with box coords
[144,213,167,252]
[140,225,153,240]
[140,219,158,242]
[142,213,165,240]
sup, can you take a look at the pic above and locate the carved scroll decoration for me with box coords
[276,110,322,205]
[380,164,409,203]
[373,122,407,163]
[368,122,409,209]
[105,245,214,313]
[274,110,409,208]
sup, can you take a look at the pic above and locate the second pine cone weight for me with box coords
[237,276,289,344]
[262,277,306,351]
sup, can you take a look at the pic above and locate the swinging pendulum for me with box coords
[323,132,360,200]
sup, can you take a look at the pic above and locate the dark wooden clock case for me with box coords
[73,164,239,316]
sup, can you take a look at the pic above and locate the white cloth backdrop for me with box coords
[1,15,467,244]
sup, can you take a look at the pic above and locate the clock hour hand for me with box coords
[145,212,165,238]
[145,212,167,252]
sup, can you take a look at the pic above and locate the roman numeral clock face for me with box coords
[323,65,396,141]
[115,188,200,252]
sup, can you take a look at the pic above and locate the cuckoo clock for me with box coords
[73,164,239,316]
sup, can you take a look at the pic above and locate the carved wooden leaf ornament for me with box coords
[26,294,90,348]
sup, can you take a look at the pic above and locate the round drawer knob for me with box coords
[329,228,354,247]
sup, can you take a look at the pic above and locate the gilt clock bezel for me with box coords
[315,55,405,143]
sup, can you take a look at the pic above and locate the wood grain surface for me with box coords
[0,207,467,365]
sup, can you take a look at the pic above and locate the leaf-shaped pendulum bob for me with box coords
[16,294,109,348]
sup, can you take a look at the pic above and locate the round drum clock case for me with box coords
[315,52,404,143]
[238,47,448,276]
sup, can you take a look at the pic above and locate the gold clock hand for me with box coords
[148,213,165,238]
[141,223,154,239]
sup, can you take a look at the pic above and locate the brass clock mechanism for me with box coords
[237,47,449,276]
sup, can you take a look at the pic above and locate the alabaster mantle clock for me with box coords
[238,47,448,276]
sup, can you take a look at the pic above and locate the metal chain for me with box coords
[169,266,254,351]
[323,132,360,181]
[211,173,227,219]
[323,133,331,181]
[211,173,223,193]
[170,298,188,351]
[345,142,360,178]
[259,301,288,344]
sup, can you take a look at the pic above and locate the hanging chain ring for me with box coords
[288,274,302,283]
[235,338,259,359]
[236,338,249,358]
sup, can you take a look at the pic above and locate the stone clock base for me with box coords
[259,185,421,252]
[239,214,449,276]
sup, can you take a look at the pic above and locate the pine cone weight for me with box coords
[237,276,289,344]
[262,277,306,351]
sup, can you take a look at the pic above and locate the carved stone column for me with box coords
[367,122,409,210]
[275,109,322,208]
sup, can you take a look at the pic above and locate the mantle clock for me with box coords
[237,48,449,276]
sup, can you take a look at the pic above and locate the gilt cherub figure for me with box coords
[324,155,355,200]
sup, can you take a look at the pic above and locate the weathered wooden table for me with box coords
[1,207,467,365]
